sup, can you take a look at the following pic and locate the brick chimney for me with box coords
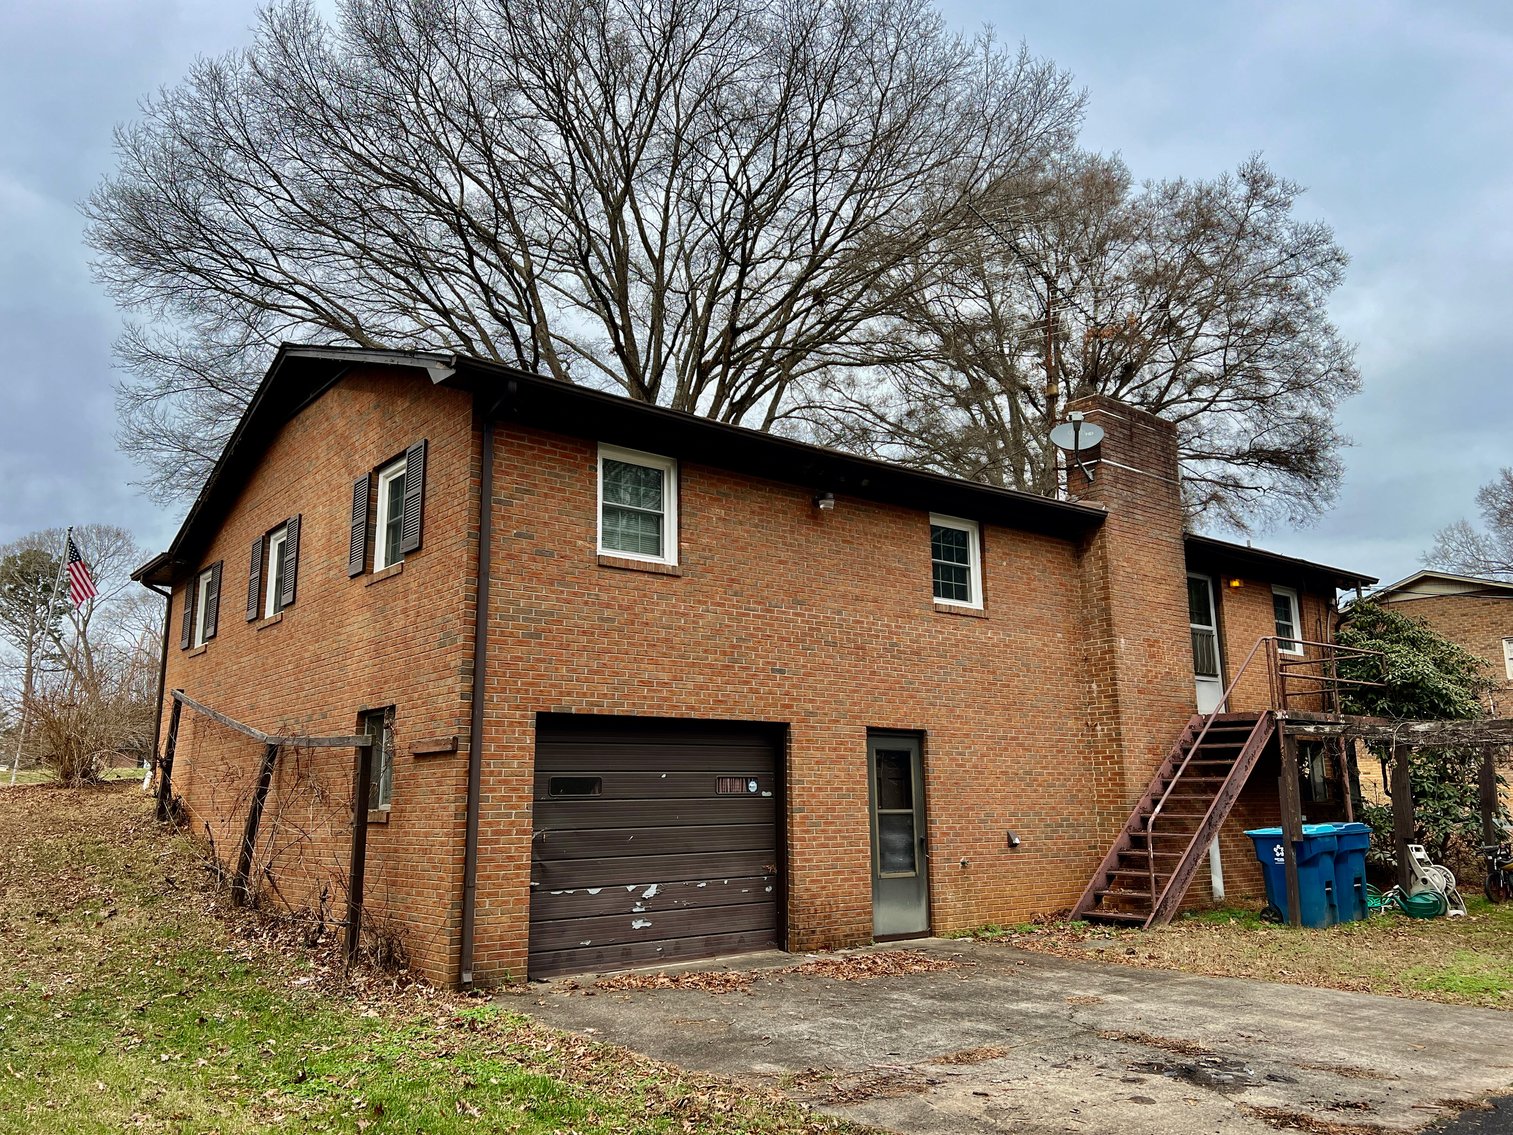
[1063,395,1195,836]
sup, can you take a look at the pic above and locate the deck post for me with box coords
[1278,729,1304,927]
[1391,743,1414,892]
[1480,745,1500,846]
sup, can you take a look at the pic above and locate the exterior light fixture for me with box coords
[814,491,836,511]
[1228,578,1244,588]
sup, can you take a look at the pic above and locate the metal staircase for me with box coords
[1073,711,1276,928]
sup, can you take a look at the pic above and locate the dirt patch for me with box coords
[595,970,757,995]
[784,949,965,981]
[1240,1104,1389,1134]
[787,1066,937,1105]
[588,949,965,995]
[1097,1028,1212,1057]
[928,1044,1011,1065]
[1296,1061,1399,1082]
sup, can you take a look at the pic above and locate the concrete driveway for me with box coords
[519,938,1513,1134]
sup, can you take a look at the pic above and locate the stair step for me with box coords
[1084,910,1149,925]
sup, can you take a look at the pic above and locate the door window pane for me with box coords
[877,813,917,874]
[1187,576,1213,626]
[1191,628,1220,678]
[875,750,913,811]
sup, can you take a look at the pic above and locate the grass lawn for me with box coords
[0,785,867,1135]
[2,765,144,786]
[963,899,1513,1008]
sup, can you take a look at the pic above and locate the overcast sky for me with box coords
[1,0,1508,589]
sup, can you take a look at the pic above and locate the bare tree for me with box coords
[798,153,1361,530]
[1426,469,1513,580]
[86,0,1083,502]
[0,527,160,782]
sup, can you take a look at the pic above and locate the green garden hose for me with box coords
[1365,883,1448,918]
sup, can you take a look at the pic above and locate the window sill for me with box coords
[934,601,987,619]
[186,643,209,657]
[367,809,390,825]
[365,562,404,587]
[597,553,682,577]
[254,611,284,632]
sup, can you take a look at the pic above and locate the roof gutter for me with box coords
[458,398,495,988]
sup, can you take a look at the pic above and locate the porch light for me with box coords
[1228,578,1244,588]
[814,491,836,511]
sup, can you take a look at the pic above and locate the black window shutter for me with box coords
[279,515,301,609]
[399,439,427,555]
[246,535,264,622]
[204,561,222,641]
[179,582,195,649]
[349,475,371,577]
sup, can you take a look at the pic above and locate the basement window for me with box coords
[362,707,395,811]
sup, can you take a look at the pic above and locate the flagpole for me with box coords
[8,528,71,786]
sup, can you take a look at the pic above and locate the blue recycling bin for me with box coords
[1245,825,1340,927]
[1314,822,1372,922]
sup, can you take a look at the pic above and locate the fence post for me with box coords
[232,743,280,906]
[346,739,374,965]
[155,693,183,823]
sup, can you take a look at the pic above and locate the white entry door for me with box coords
[1188,573,1224,714]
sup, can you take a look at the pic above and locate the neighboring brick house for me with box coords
[1371,571,1513,715]
[135,345,1373,986]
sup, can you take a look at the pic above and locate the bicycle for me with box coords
[1483,842,1513,904]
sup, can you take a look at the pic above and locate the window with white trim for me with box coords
[374,456,408,571]
[362,706,395,811]
[1272,586,1302,655]
[1503,637,1513,681]
[191,567,216,646]
[264,527,288,616]
[929,514,982,608]
[598,445,678,564]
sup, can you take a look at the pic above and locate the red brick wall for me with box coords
[470,424,1101,979]
[158,370,478,982]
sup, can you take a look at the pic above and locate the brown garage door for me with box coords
[529,716,783,978]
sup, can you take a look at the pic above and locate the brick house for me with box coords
[1371,571,1513,713]
[134,345,1373,985]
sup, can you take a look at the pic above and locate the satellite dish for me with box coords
[1049,414,1104,452]
[1049,412,1102,484]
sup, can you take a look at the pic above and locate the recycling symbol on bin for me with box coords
[1272,843,1285,863]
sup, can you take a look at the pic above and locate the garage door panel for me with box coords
[534,796,775,830]
[533,822,775,861]
[530,718,781,979]
[532,850,777,890]
[532,875,775,921]
[536,742,776,773]
[529,897,778,954]
[534,771,777,800]
[529,928,778,979]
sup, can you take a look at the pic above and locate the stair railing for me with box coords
[1145,636,1278,899]
[1145,634,1387,900]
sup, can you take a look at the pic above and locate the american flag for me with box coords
[65,535,97,606]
